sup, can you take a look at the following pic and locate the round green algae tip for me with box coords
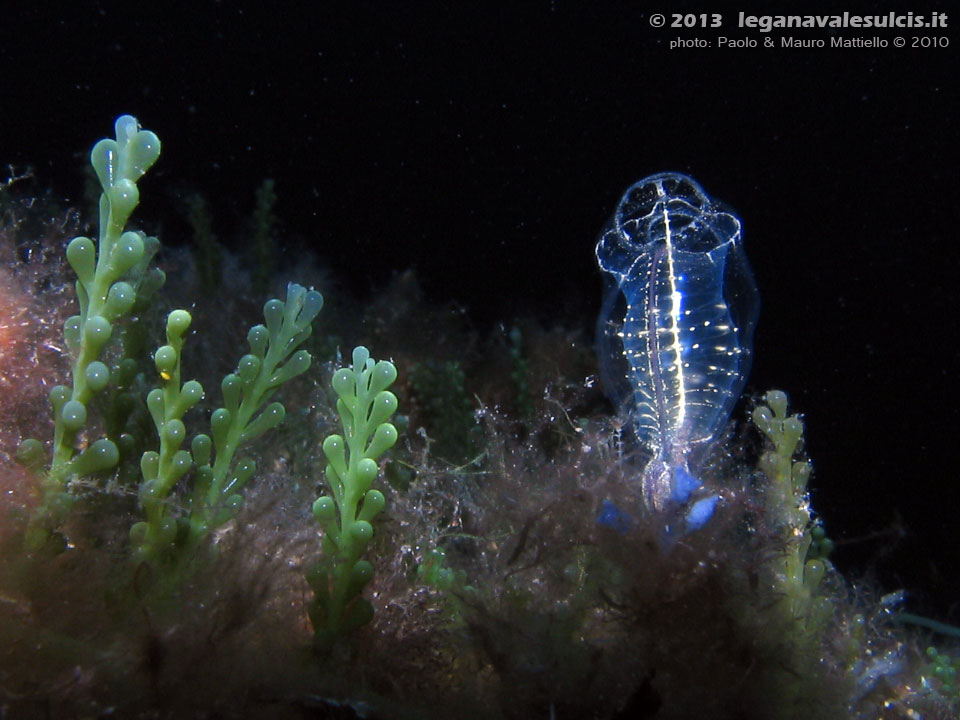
[352,345,371,368]
[300,290,324,323]
[124,128,161,178]
[106,281,136,317]
[60,400,87,432]
[49,384,70,408]
[140,451,160,481]
[371,391,398,425]
[369,423,398,457]
[331,368,355,398]
[108,180,139,220]
[355,458,378,486]
[765,389,788,418]
[211,407,232,433]
[72,439,119,475]
[110,232,144,274]
[16,438,45,469]
[359,490,385,521]
[63,315,81,350]
[372,360,398,391]
[363,489,385,509]
[313,496,336,522]
[154,345,177,376]
[237,353,260,381]
[85,361,110,392]
[83,315,113,346]
[169,450,192,478]
[783,416,803,442]
[322,434,345,461]
[262,298,284,327]
[259,402,285,428]
[66,236,95,283]
[247,325,269,357]
[233,458,257,484]
[163,419,186,445]
[350,520,373,544]
[129,521,148,546]
[284,350,311,378]
[191,434,212,465]
[181,380,204,405]
[752,405,774,434]
[167,309,191,338]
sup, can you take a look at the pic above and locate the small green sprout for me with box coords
[753,390,829,625]
[130,284,323,565]
[20,115,161,548]
[307,346,398,647]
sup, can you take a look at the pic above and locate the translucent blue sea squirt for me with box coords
[596,173,759,530]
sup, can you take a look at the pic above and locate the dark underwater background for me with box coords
[0,0,956,699]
